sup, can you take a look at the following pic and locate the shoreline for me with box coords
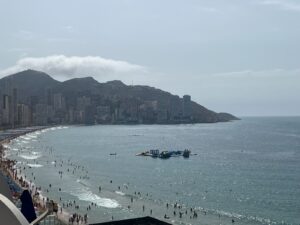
[0,126,71,225]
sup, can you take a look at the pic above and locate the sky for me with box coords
[0,0,299,116]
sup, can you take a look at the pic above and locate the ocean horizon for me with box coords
[5,117,300,225]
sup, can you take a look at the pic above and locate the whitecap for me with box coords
[20,154,41,160]
[12,148,19,151]
[115,191,125,196]
[22,141,29,144]
[76,179,89,187]
[27,134,37,139]
[27,163,43,168]
[21,136,31,140]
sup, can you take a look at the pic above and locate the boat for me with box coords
[109,153,117,156]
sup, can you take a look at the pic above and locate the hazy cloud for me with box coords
[259,0,300,12]
[13,30,36,40]
[211,68,300,78]
[0,55,146,81]
[46,37,74,43]
[197,7,219,13]
[7,48,32,53]
[63,25,74,32]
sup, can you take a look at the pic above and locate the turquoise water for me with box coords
[7,117,300,224]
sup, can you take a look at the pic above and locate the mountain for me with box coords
[0,70,238,126]
[0,69,59,103]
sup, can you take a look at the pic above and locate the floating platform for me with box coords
[136,149,192,159]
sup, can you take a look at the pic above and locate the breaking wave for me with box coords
[71,188,119,208]
[20,154,41,160]
[27,163,43,168]
[115,191,125,196]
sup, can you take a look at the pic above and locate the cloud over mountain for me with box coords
[0,55,146,81]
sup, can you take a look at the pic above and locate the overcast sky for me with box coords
[0,0,300,116]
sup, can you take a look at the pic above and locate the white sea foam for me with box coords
[71,187,119,208]
[21,136,31,140]
[76,179,89,187]
[27,163,43,168]
[27,134,37,139]
[12,148,19,151]
[20,154,41,160]
[2,144,10,149]
[115,191,125,196]
[76,191,119,208]
[22,141,29,144]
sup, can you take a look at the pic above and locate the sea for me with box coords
[5,117,300,225]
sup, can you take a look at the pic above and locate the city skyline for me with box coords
[1,0,300,116]
[0,69,238,129]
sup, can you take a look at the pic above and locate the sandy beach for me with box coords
[0,126,72,225]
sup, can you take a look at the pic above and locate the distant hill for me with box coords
[0,69,239,125]
[0,70,59,102]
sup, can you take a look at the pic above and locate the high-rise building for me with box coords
[53,93,66,111]
[45,88,54,106]
[17,104,31,126]
[12,88,18,127]
[34,104,47,125]
[183,95,192,118]
[2,95,10,125]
